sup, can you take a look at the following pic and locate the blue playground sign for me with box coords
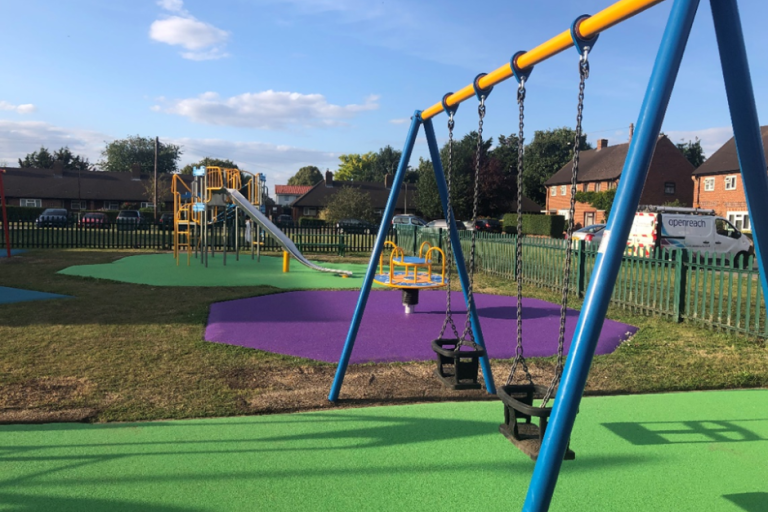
[192,166,206,177]
[193,203,206,212]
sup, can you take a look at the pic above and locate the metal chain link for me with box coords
[542,49,590,406]
[460,96,485,344]
[507,78,533,386]
[439,112,461,341]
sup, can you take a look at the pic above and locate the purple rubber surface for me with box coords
[205,290,638,363]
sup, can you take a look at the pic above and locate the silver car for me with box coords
[571,224,606,244]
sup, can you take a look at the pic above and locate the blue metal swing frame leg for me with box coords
[328,112,422,402]
[710,0,768,297]
[522,0,701,510]
[423,117,496,395]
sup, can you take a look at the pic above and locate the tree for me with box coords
[415,158,440,220]
[287,166,323,186]
[180,157,238,175]
[676,138,706,168]
[142,175,173,209]
[18,146,55,169]
[322,187,376,224]
[524,127,591,205]
[99,135,182,174]
[335,152,378,182]
[373,145,402,178]
[574,188,617,219]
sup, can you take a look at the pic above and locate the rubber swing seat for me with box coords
[497,383,575,461]
[431,339,485,390]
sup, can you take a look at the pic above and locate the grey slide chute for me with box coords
[222,188,353,276]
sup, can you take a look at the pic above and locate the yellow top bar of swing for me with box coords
[420,0,667,121]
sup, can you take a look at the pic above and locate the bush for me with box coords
[0,206,46,221]
[502,213,565,238]
[299,217,326,227]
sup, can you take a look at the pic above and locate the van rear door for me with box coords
[628,212,657,253]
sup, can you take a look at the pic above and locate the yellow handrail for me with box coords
[424,247,446,285]
[420,0,666,120]
[418,241,432,259]
[379,241,398,274]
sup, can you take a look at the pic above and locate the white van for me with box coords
[628,206,753,262]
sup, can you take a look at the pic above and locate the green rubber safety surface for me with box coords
[58,253,379,289]
[1,390,765,511]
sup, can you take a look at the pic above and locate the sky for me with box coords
[2,0,768,196]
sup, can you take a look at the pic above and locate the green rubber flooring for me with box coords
[59,253,379,289]
[1,390,765,511]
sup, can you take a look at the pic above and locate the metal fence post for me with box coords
[577,240,586,297]
[673,249,688,322]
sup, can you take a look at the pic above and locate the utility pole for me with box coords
[154,136,159,221]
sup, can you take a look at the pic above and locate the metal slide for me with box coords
[222,188,353,276]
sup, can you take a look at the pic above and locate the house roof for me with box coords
[513,196,544,213]
[1,167,192,201]
[693,125,768,176]
[291,178,417,210]
[544,135,693,186]
[274,185,313,196]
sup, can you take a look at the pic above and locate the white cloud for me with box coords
[0,120,108,166]
[665,126,734,157]
[169,137,341,193]
[0,101,37,114]
[157,90,379,129]
[150,1,230,60]
[389,117,410,125]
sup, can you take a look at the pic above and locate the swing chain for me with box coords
[542,48,590,406]
[508,78,533,386]
[439,111,461,341]
[460,95,486,343]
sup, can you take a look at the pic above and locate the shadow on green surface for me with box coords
[0,492,206,512]
[603,420,765,445]
[723,492,768,511]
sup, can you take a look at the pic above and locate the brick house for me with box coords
[544,135,695,227]
[291,171,417,220]
[691,126,768,232]
[275,185,313,207]
[2,165,190,211]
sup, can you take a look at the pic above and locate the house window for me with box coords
[582,183,588,192]
[607,181,615,190]
[71,200,85,210]
[595,182,601,192]
[20,198,42,207]
[104,201,120,210]
[560,185,566,196]
[727,211,751,231]
[724,175,737,190]
[303,207,317,216]
[704,177,715,191]
[550,187,556,196]
[140,202,154,209]
[664,182,676,195]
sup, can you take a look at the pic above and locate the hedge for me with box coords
[0,206,47,221]
[502,213,565,238]
[299,217,326,227]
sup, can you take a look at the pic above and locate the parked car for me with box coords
[275,214,294,228]
[158,212,174,228]
[571,224,606,244]
[392,214,427,227]
[336,218,377,234]
[116,210,143,231]
[35,209,70,228]
[473,218,503,233]
[78,212,110,229]
[425,219,466,230]
[462,220,476,231]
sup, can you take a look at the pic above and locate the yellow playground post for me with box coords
[282,250,290,273]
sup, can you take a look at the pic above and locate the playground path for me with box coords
[58,253,378,289]
[205,290,637,362]
[0,390,764,511]
[0,286,70,305]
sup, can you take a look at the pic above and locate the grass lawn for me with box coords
[0,249,766,424]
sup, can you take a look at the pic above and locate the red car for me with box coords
[78,212,109,229]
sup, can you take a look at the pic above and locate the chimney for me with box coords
[629,123,634,142]
[52,160,64,178]
[131,163,141,181]
[384,174,394,189]
[325,170,333,187]
[597,139,609,151]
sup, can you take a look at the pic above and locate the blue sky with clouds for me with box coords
[2,0,768,193]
